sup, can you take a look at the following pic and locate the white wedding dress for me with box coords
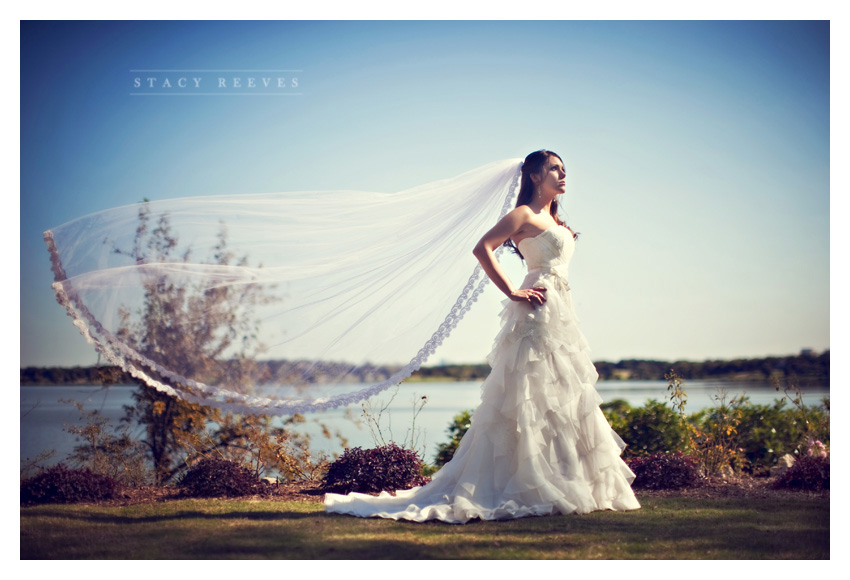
[324,225,641,523]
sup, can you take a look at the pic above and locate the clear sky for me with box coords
[20,19,830,368]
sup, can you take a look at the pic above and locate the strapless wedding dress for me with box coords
[324,225,641,523]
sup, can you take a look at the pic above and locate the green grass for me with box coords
[20,494,828,559]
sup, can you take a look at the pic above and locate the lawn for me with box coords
[20,492,829,559]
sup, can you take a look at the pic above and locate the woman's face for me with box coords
[537,156,567,197]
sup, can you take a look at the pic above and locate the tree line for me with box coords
[20,350,829,386]
[594,351,829,382]
[413,351,829,383]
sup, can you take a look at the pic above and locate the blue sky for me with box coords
[20,20,830,367]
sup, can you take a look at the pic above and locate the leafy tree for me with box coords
[112,203,325,484]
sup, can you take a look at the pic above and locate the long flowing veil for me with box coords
[44,158,523,415]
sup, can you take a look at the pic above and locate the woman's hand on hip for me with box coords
[510,287,547,308]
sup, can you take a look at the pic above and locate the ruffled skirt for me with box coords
[323,270,641,523]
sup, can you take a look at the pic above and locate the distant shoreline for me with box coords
[20,351,829,387]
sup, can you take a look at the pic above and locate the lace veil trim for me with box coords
[44,162,522,415]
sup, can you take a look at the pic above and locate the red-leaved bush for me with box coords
[774,455,829,491]
[323,444,429,494]
[21,464,121,505]
[626,451,700,490]
[178,457,267,498]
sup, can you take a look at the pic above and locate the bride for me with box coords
[323,150,642,523]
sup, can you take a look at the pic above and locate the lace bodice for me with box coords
[517,225,575,278]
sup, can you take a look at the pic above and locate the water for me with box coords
[20,380,829,467]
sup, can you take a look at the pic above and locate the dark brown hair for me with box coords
[503,149,577,260]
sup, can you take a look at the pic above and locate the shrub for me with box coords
[600,398,632,418]
[734,401,804,473]
[61,399,152,486]
[601,399,631,439]
[21,463,121,506]
[686,391,749,477]
[774,455,829,491]
[324,443,429,494]
[716,396,829,475]
[434,409,473,467]
[616,400,690,458]
[626,452,700,490]
[178,457,266,498]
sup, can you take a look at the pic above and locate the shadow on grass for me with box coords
[21,495,829,559]
[20,508,325,525]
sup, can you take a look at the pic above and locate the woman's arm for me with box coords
[472,209,547,308]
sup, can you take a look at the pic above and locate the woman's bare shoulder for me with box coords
[501,205,535,229]
[508,205,535,220]
[475,206,534,253]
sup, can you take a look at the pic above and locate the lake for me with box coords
[20,379,829,467]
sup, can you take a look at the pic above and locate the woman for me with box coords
[323,150,641,523]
